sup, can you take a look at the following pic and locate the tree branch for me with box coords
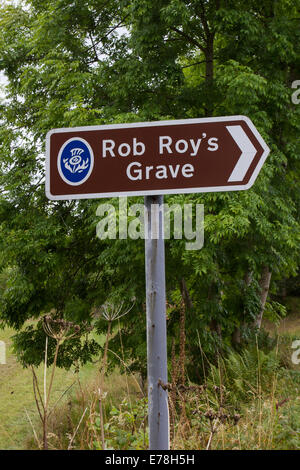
[198,0,211,40]
[170,26,205,53]
[88,32,99,62]
[84,14,130,59]
[181,60,208,69]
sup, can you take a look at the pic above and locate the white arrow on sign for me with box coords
[226,125,257,182]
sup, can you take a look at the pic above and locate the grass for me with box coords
[0,326,99,450]
[29,368,145,450]
[40,316,300,450]
[173,394,300,450]
[40,332,300,451]
[170,345,300,450]
[263,312,300,336]
[0,299,299,450]
[0,321,142,450]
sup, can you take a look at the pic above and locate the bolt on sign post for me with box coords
[46,116,270,450]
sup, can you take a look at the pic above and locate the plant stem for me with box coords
[43,339,60,450]
[99,395,105,450]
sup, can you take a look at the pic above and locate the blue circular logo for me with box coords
[57,137,94,186]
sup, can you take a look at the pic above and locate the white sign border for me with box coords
[45,115,270,200]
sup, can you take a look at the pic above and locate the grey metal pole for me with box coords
[144,194,169,450]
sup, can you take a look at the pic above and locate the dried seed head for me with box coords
[232,413,241,425]
[99,300,135,322]
[204,410,215,421]
[42,315,82,342]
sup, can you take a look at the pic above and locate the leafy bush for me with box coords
[207,346,281,404]
[272,401,300,450]
[241,326,278,352]
[92,398,148,450]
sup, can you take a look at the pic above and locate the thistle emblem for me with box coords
[58,137,94,185]
[63,148,89,174]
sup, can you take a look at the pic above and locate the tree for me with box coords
[0,0,299,377]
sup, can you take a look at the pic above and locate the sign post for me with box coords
[145,194,169,450]
[46,115,270,451]
[46,116,270,200]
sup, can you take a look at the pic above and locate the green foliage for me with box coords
[264,301,287,326]
[11,320,101,369]
[208,346,282,404]
[92,397,148,450]
[272,401,300,450]
[241,326,278,352]
[0,0,299,376]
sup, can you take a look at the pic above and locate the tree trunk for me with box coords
[179,278,193,310]
[205,38,214,83]
[204,34,214,117]
[231,326,241,346]
[245,270,253,287]
[255,266,272,329]
[232,270,253,346]
[209,319,222,337]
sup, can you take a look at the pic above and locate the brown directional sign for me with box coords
[46,116,270,200]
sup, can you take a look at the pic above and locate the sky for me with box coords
[0,72,7,85]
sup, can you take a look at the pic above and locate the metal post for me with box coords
[144,194,169,450]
